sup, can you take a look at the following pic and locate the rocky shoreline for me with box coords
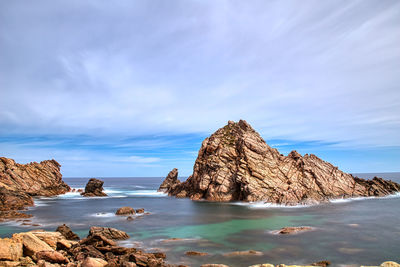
[159,120,400,204]
[0,225,398,267]
[0,157,70,222]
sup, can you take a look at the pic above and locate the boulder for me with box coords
[29,231,68,249]
[81,257,108,267]
[56,224,80,240]
[0,238,23,261]
[81,179,107,197]
[185,251,208,256]
[0,261,21,267]
[88,227,129,240]
[311,260,331,267]
[381,262,400,267]
[249,264,274,267]
[115,207,135,216]
[159,120,400,204]
[223,250,263,256]
[135,208,144,214]
[35,250,68,263]
[12,232,53,257]
[275,227,313,235]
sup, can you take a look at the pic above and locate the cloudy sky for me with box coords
[1,0,399,177]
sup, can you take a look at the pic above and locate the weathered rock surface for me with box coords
[0,157,70,220]
[81,179,107,197]
[116,207,136,215]
[56,224,80,240]
[0,238,23,261]
[223,250,263,257]
[274,227,313,235]
[185,251,209,256]
[160,120,400,204]
[88,226,129,240]
[158,168,179,192]
[12,232,54,257]
[0,227,174,267]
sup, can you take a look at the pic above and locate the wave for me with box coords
[230,201,313,209]
[91,212,115,218]
[229,192,400,209]
[126,190,167,197]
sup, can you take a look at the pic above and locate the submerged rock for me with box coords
[185,251,209,256]
[81,178,107,197]
[223,250,263,257]
[274,226,313,235]
[160,120,400,204]
[116,206,135,215]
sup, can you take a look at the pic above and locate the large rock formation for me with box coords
[0,157,70,220]
[81,178,107,197]
[159,120,400,204]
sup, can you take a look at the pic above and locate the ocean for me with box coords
[1,173,399,267]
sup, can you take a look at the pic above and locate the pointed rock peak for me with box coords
[288,150,302,160]
[158,168,180,192]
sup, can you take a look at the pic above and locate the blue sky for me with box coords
[1,0,399,177]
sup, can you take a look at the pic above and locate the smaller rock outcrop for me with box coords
[274,226,313,235]
[81,178,107,197]
[56,224,80,240]
[185,251,209,256]
[158,168,180,192]
[88,226,129,240]
[116,207,135,215]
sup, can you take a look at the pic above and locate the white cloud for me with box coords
[0,0,399,148]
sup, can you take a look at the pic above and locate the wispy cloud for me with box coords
[0,0,399,174]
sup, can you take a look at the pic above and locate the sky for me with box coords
[0,0,399,177]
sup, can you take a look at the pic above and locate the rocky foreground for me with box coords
[159,120,400,204]
[0,157,70,221]
[0,225,398,267]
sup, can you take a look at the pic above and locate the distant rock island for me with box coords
[0,157,70,220]
[159,120,400,204]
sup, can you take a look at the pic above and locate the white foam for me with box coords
[127,190,167,197]
[230,201,313,209]
[91,212,115,217]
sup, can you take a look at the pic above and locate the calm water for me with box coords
[1,173,399,267]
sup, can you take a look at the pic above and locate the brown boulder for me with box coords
[275,226,313,235]
[160,120,400,204]
[12,232,53,257]
[88,227,129,240]
[36,250,68,263]
[81,257,108,267]
[185,251,208,256]
[311,261,331,267]
[56,224,80,240]
[115,207,135,215]
[0,238,23,261]
[81,179,107,197]
[135,208,144,214]
[223,250,262,256]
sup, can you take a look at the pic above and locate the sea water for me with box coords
[1,173,399,267]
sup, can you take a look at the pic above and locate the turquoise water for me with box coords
[1,173,399,267]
